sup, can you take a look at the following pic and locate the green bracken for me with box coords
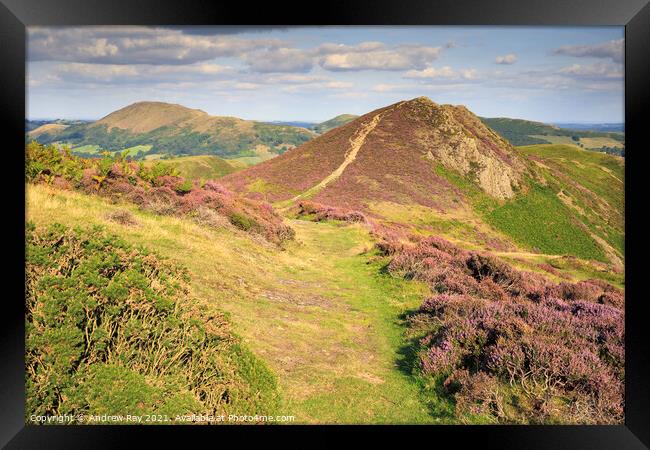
[26,223,279,423]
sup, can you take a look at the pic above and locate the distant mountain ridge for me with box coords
[266,115,359,134]
[311,114,359,134]
[480,117,624,155]
[26,102,624,161]
[552,123,624,133]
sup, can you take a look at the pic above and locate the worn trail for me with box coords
[288,112,384,204]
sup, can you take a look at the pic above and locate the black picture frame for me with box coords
[2,0,648,447]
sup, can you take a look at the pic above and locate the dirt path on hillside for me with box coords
[288,112,385,203]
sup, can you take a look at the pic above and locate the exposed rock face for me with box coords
[401,97,525,199]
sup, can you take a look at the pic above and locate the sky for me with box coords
[27,26,624,123]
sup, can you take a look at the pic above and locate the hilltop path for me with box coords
[288,111,385,203]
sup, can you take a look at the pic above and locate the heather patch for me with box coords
[297,201,368,224]
[26,142,294,244]
[381,234,624,424]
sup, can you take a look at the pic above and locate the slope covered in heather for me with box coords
[222,97,624,266]
[222,97,527,206]
[25,129,625,424]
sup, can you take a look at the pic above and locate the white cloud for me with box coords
[482,62,622,92]
[495,53,517,65]
[245,47,314,73]
[233,82,261,90]
[404,66,478,80]
[280,80,353,93]
[558,62,622,79]
[317,42,442,71]
[552,39,623,63]
[260,74,329,84]
[38,62,232,85]
[372,83,414,92]
[28,26,285,65]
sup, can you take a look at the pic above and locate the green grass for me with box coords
[483,182,605,260]
[529,135,582,147]
[71,144,151,158]
[580,136,624,149]
[121,144,152,157]
[280,222,450,423]
[71,144,101,154]
[517,144,624,258]
[143,155,240,181]
[247,178,282,194]
[434,162,607,261]
[313,114,358,134]
[27,184,450,424]
[518,144,623,211]
[229,154,277,167]
[26,222,279,422]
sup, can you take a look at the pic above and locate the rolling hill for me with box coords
[142,155,245,180]
[480,117,624,154]
[222,97,624,265]
[222,97,527,206]
[29,101,315,159]
[25,91,625,423]
[312,114,359,134]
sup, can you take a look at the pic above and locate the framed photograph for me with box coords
[2,0,648,446]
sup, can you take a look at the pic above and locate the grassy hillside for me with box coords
[27,184,453,423]
[142,155,244,181]
[26,178,623,423]
[224,99,623,267]
[25,142,294,244]
[24,99,625,425]
[312,114,359,134]
[481,117,624,154]
[518,144,624,259]
[433,144,624,266]
[31,102,314,159]
[26,221,279,422]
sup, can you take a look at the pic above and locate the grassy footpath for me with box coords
[27,184,445,424]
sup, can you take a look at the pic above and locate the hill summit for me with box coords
[30,101,315,159]
[222,96,527,211]
[95,101,211,133]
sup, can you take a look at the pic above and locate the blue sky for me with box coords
[27,26,624,123]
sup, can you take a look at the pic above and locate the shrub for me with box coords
[229,212,255,231]
[25,142,294,245]
[105,209,139,226]
[25,223,279,422]
[175,179,194,194]
[189,207,231,229]
[386,233,624,424]
[297,201,368,224]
